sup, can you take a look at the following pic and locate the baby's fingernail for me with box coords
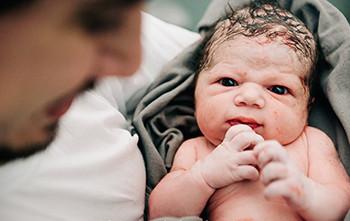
[258,135,264,141]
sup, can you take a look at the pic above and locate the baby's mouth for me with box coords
[227,118,262,129]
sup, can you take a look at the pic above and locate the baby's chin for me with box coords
[261,129,303,146]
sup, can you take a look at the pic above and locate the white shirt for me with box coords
[0,13,199,221]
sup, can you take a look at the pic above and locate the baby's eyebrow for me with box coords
[262,73,304,86]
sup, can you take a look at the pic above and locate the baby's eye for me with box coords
[269,85,289,95]
[219,78,238,87]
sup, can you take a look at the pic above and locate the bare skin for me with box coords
[150,127,350,221]
[149,37,350,221]
[207,127,349,221]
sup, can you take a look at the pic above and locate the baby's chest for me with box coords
[208,180,301,221]
[208,138,310,208]
[285,137,310,175]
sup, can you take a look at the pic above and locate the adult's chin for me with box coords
[0,123,58,163]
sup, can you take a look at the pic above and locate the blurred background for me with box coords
[145,0,350,31]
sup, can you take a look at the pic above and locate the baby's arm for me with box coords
[149,138,214,219]
[149,125,262,219]
[255,127,350,221]
[299,127,350,220]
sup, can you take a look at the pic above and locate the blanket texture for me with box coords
[133,0,350,219]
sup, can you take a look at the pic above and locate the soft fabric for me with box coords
[0,92,146,221]
[0,13,199,221]
[151,216,203,221]
[133,0,350,219]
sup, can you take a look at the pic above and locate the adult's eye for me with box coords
[269,85,289,95]
[77,8,121,34]
[80,16,121,34]
[219,78,238,87]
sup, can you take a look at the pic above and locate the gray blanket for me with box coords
[133,0,350,219]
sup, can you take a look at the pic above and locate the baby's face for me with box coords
[195,36,310,146]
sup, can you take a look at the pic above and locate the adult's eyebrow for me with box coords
[80,0,143,11]
[75,0,143,33]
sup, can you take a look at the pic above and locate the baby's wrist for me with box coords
[289,176,315,217]
[191,162,216,195]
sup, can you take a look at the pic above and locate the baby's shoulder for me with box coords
[179,137,214,158]
[302,126,337,157]
[181,136,208,148]
[174,137,212,166]
[303,126,334,146]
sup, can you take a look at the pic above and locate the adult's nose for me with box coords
[234,83,265,108]
[96,41,141,77]
[95,11,142,77]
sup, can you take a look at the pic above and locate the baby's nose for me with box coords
[234,83,265,108]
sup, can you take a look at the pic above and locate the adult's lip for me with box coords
[227,117,262,129]
[46,93,76,119]
[45,78,96,119]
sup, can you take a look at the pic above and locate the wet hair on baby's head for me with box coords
[199,0,317,84]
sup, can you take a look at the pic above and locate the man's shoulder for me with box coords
[0,91,146,221]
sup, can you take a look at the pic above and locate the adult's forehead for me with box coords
[0,0,143,16]
[76,0,144,12]
[81,0,143,7]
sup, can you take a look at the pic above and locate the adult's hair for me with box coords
[0,0,36,15]
[0,0,143,16]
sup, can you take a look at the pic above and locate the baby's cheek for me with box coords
[196,112,221,145]
[262,110,303,145]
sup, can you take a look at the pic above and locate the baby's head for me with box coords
[194,1,317,145]
[199,0,317,87]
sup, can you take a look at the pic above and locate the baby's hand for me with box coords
[254,140,310,209]
[192,124,263,189]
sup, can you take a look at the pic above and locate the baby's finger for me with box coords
[236,150,258,166]
[224,124,253,142]
[264,179,304,205]
[236,165,260,181]
[260,162,288,185]
[264,180,289,200]
[227,131,263,152]
[255,140,288,168]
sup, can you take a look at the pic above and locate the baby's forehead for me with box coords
[218,20,310,54]
[235,32,305,57]
[203,37,310,86]
[209,27,313,76]
[218,35,310,69]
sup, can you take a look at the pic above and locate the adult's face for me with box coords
[0,0,143,159]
